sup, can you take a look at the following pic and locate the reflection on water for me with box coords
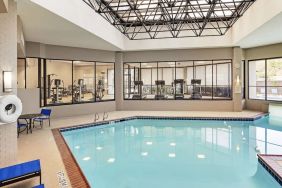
[62,117,282,188]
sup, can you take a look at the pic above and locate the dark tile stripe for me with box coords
[258,154,282,186]
[60,114,267,132]
[52,129,90,188]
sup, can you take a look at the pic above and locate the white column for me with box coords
[0,0,18,167]
[233,47,243,112]
[115,52,123,110]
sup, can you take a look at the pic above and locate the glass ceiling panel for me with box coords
[83,0,256,40]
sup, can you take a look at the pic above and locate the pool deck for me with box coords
[10,110,265,188]
[258,154,282,186]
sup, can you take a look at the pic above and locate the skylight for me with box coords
[83,0,256,40]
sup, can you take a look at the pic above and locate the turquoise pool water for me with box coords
[62,117,282,188]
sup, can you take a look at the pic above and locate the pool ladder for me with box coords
[94,112,109,122]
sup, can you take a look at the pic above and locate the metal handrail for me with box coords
[94,113,99,122]
[103,112,109,121]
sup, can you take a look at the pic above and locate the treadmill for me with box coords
[155,80,166,100]
[191,79,202,99]
[174,79,185,99]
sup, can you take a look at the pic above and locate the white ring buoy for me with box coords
[0,95,22,124]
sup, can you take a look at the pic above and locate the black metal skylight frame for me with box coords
[83,0,256,40]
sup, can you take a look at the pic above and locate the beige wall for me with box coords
[244,43,282,112]
[0,0,8,13]
[21,42,117,117]
[0,0,17,167]
[123,48,233,62]
[26,42,115,62]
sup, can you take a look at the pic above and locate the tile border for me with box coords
[52,129,90,188]
[53,113,268,187]
[59,114,267,132]
[258,154,282,186]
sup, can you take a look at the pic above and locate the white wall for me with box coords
[0,0,17,167]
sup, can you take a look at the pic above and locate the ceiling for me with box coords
[17,0,282,51]
[17,0,121,51]
[83,0,256,40]
[237,12,282,48]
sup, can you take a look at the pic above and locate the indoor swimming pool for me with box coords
[62,117,282,188]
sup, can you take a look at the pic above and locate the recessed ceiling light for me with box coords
[197,154,206,159]
[141,152,148,156]
[107,158,115,163]
[146,141,153,145]
[83,157,91,161]
[168,153,176,158]
[75,146,80,149]
[96,146,103,150]
[170,142,176,146]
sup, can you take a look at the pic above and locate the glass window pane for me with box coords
[73,61,95,103]
[17,59,25,88]
[26,58,38,88]
[157,62,174,99]
[124,63,140,99]
[267,58,282,101]
[46,60,73,105]
[96,62,115,101]
[249,60,266,99]
[186,63,194,99]
[214,63,231,99]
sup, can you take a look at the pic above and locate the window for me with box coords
[248,58,282,101]
[17,58,26,88]
[266,58,282,101]
[17,58,39,89]
[124,60,232,100]
[73,61,95,103]
[46,59,73,105]
[96,62,115,101]
[248,60,265,100]
[40,59,115,106]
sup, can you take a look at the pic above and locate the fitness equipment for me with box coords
[73,79,84,102]
[51,79,64,103]
[132,81,144,99]
[174,79,185,99]
[191,79,202,99]
[155,80,166,100]
[47,74,57,99]
[96,77,105,101]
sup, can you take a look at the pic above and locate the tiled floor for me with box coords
[10,110,264,188]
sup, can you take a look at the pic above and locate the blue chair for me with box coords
[33,184,45,188]
[0,159,41,187]
[33,109,52,128]
[17,119,29,137]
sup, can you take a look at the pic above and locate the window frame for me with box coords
[248,57,282,102]
[123,59,233,101]
[18,57,115,107]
